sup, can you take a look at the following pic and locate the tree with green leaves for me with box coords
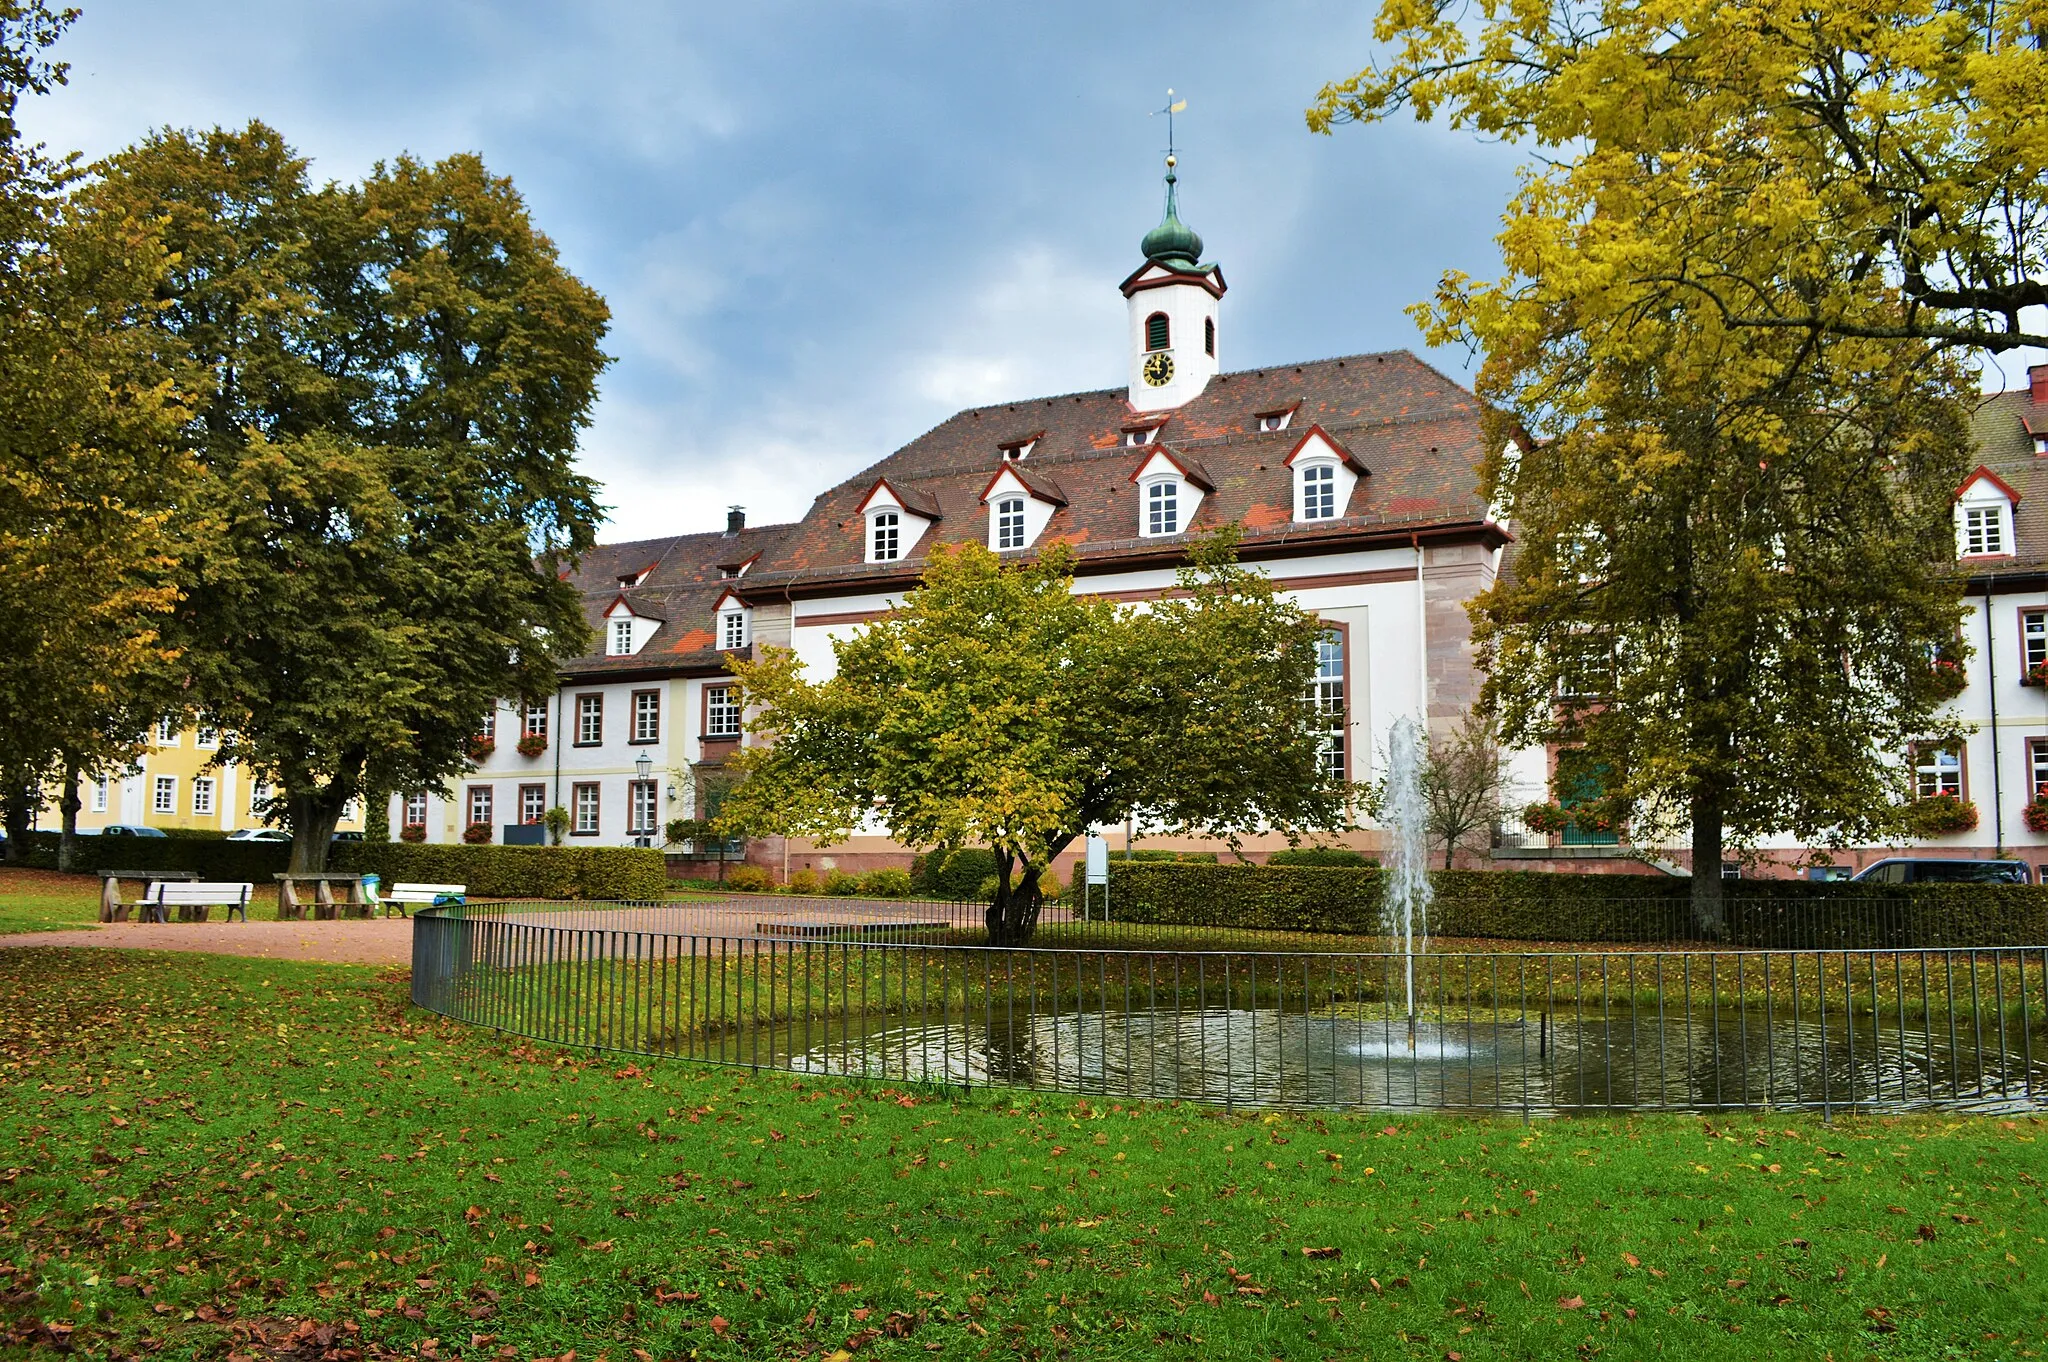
[1314,0,1987,930]
[721,531,1346,945]
[1310,0,2048,357]
[0,3,196,862]
[75,123,610,870]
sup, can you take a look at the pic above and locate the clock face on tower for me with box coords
[1142,350,1174,387]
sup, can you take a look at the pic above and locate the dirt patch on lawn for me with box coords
[0,917,413,967]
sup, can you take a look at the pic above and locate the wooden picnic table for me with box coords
[274,872,368,921]
[99,870,199,923]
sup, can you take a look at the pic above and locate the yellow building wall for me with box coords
[41,725,365,835]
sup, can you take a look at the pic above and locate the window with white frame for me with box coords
[576,693,603,745]
[995,497,1026,550]
[251,779,272,812]
[479,708,496,740]
[91,777,109,813]
[609,617,636,656]
[1963,504,2006,556]
[632,689,660,743]
[870,511,901,562]
[152,775,176,814]
[2030,739,2048,801]
[720,608,747,650]
[520,784,546,824]
[1144,479,1180,536]
[1914,743,1964,799]
[524,702,548,738]
[2024,609,2047,674]
[191,777,215,817]
[403,792,427,829]
[1556,630,1616,698]
[1299,462,1337,519]
[467,785,493,829]
[1313,630,1346,783]
[155,718,178,746]
[572,782,601,834]
[629,780,660,835]
[705,684,742,738]
[194,724,219,748]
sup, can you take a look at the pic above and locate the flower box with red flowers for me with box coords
[2024,661,2048,688]
[1904,792,1979,837]
[465,735,496,764]
[516,734,547,759]
[462,821,493,845]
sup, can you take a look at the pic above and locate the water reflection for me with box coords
[785,1005,2048,1114]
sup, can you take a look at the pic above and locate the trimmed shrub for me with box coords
[787,868,822,895]
[724,864,773,893]
[860,868,912,898]
[824,871,862,896]
[334,844,667,900]
[1103,861,2048,949]
[160,827,230,840]
[1265,847,1374,868]
[926,848,997,899]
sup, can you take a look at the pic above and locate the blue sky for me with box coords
[24,2,2034,541]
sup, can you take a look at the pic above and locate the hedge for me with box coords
[1104,862,2048,949]
[9,835,666,900]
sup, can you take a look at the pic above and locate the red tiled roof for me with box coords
[557,524,793,680]
[743,350,1501,596]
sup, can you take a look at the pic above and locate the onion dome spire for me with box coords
[1140,154,1203,269]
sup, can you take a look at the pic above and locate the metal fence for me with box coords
[411,899,2048,1115]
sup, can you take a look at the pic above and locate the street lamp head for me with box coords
[635,753,653,781]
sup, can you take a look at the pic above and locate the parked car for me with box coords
[331,831,363,843]
[1851,858,2031,885]
[225,828,290,842]
[99,824,169,838]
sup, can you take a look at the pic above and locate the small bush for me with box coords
[1266,847,1374,868]
[824,871,862,896]
[787,868,822,895]
[926,848,997,899]
[462,822,492,845]
[1036,870,1063,902]
[860,868,913,898]
[724,864,773,893]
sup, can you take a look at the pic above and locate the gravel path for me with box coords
[0,918,415,967]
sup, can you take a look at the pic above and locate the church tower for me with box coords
[1121,155,1225,412]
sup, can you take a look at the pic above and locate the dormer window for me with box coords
[1955,465,2020,559]
[871,511,901,562]
[1300,463,1336,519]
[609,618,635,656]
[2035,434,2048,456]
[1284,425,1367,524]
[856,477,938,565]
[1122,425,1161,448]
[1146,479,1180,535]
[720,608,747,650]
[1145,312,1170,351]
[603,597,662,656]
[1963,505,2005,556]
[996,497,1026,549]
[999,432,1041,462]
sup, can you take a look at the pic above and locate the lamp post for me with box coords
[635,754,653,846]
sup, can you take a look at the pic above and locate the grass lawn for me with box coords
[0,868,110,934]
[0,948,2042,1361]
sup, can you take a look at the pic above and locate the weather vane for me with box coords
[1151,89,1187,167]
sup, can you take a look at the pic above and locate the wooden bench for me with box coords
[99,871,200,923]
[274,873,368,921]
[371,882,466,917]
[138,881,255,924]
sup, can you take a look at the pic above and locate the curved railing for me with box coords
[411,897,2048,1115]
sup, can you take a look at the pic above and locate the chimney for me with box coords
[726,505,745,534]
[2031,364,2048,406]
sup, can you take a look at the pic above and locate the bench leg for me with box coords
[226,903,248,923]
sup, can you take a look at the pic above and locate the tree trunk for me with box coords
[984,849,1046,947]
[1690,785,1726,939]
[288,788,347,873]
[56,756,81,873]
[0,780,31,864]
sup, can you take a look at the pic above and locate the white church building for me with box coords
[402,162,2048,882]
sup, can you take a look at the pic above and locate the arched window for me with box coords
[1204,316,1215,356]
[995,497,1026,550]
[1300,463,1336,519]
[870,511,901,562]
[1145,312,1170,352]
[1146,480,1180,536]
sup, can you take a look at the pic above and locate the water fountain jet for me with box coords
[1383,715,1434,1045]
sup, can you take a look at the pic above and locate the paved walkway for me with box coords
[0,918,415,966]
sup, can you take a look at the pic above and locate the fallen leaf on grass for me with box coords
[1301,1246,1340,1260]
[1621,1252,1639,1268]
[710,1315,730,1337]
[1557,1295,1586,1310]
